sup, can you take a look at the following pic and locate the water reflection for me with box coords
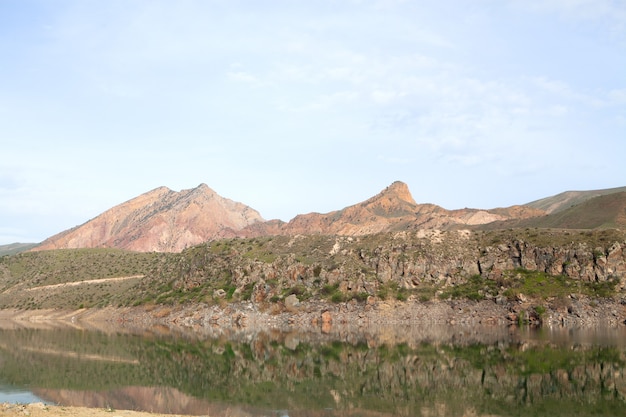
[0,385,50,405]
[0,324,625,416]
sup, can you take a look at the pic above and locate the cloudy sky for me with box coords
[1,0,625,244]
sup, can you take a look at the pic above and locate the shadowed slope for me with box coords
[525,186,626,214]
[478,192,626,230]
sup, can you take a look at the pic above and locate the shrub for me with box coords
[331,292,344,303]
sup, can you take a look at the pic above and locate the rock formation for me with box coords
[28,181,626,253]
[240,181,545,238]
[32,184,264,252]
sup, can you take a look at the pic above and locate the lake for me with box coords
[1,322,625,417]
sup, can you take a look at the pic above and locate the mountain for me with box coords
[239,181,544,237]
[32,184,264,252]
[0,242,38,257]
[525,186,626,214]
[480,191,626,230]
[29,181,626,253]
[533,192,626,229]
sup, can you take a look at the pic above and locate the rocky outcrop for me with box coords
[153,229,626,322]
[32,184,264,252]
[240,181,547,238]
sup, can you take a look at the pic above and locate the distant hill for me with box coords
[0,242,38,257]
[32,184,264,252]
[525,186,626,214]
[479,192,626,230]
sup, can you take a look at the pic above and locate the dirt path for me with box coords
[22,275,144,292]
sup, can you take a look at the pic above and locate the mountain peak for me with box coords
[186,183,217,197]
[376,181,416,205]
[33,183,264,252]
[194,183,212,191]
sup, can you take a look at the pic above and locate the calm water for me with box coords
[1,324,625,416]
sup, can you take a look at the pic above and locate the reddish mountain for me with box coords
[240,181,545,237]
[30,181,624,254]
[32,184,264,252]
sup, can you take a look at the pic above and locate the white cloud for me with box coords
[371,89,407,104]
[509,0,626,33]
[530,76,617,107]
[227,71,262,85]
[608,88,626,104]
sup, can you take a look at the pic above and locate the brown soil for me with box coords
[1,403,185,417]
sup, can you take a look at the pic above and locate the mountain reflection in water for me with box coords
[0,324,625,417]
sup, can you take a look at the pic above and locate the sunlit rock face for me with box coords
[240,181,545,238]
[33,184,264,252]
[29,181,626,254]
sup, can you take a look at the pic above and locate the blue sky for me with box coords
[1,0,625,244]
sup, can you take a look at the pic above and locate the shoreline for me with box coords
[1,295,625,334]
[1,403,194,417]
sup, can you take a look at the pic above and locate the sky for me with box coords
[1,0,625,245]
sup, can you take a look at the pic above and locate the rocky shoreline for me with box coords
[2,295,625,336]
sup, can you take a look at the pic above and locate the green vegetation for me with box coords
[0,228,623,310]
[440,274,499,301]
[0,248,168,309]
[476,227,625,248]
[503,268,620,300]
[0,242,37,257]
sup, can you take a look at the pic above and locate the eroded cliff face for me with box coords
[163,229,626,308]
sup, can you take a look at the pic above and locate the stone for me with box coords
[285,294,300,309]
[321,310,332,334]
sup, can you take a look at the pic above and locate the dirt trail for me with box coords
[22,275,144,292]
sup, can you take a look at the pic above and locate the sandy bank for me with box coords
[1,403,192,417]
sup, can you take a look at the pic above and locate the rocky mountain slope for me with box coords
[240,181,543,237]
[32,184,264,252]
[26,181,626,253]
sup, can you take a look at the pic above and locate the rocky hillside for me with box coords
[525,185,626,214]
[241,181,543,238]
[4,229,625,325]
[480,192,626,231]
[25,181,626,253]
[32,184,264,252]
